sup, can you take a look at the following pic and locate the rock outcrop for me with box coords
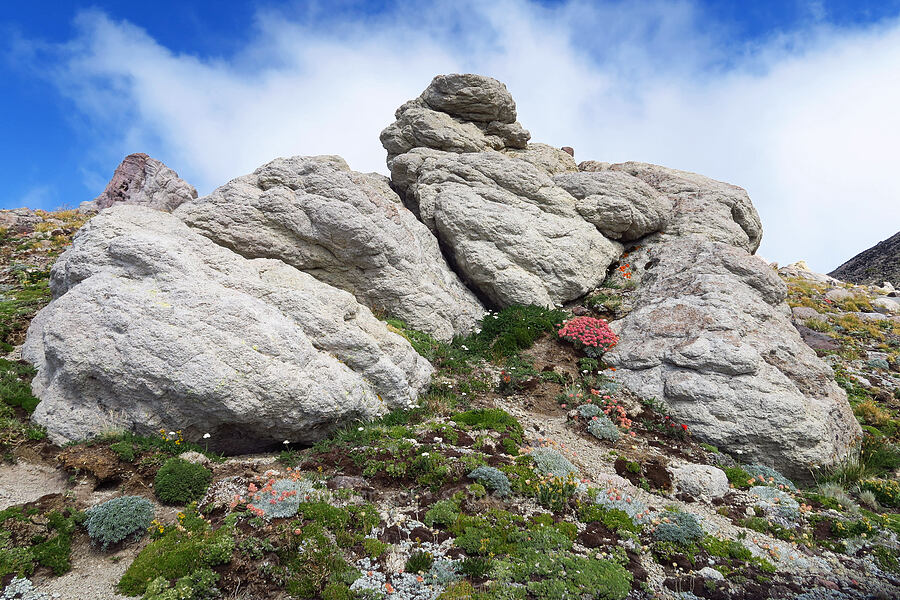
[19,72,860,480]
[85,153,197,213]
[384,75,625,308]
[23,205,431,451]
[175,155,482,341]
[830,230,900,287]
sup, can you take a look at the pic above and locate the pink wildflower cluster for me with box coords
[228,467,308,518]
[558,316,618,355]
[590,389,633,429]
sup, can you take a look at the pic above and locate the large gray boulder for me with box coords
[380,74,530,167]
[582,161,762,253]
[604,237,860,479]
[85,153,197,213]
[23,205,432,452]
[175,155,482,341]
[553,170,672,241]
[391,148,621,307]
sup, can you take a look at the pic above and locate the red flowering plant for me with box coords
[557,316,619,358]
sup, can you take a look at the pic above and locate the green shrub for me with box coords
[85,496,153,550]
[154,458,212,505]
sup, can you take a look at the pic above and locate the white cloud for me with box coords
[29,1,900,272]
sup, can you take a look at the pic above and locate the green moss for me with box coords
[0,359,39,413]
[472,305,569,358]
[110,440,137,462]
[0,506,81,578]
[118,509,233,596]
[723,466,753,490]
[578,504,640,533]
[700,536,752,561]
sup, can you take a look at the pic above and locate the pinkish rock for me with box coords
[89,153,197,213]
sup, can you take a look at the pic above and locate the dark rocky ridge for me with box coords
[829,230,900,286]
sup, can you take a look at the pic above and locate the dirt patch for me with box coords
[521,336,581,379]
[32,534,138,600]
[57,445,127,482]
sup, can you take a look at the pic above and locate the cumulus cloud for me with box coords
[21,0,900,272]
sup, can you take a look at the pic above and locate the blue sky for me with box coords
[3,0,900,272]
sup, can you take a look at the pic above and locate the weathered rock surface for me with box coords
[85,153,197,213]
[501,143,577,176]
[175,155,482,340]
[824,288,854,303]
[791,306,823,323]
[23,205,432,451]
[601,162,762,253]
[553,170,672,241]
[380,74,529,167]
[669,463,729,500]
[604,237,860,479]
[391,148,621,307]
